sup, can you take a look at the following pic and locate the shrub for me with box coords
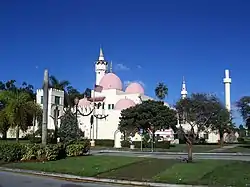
[44,144,66,161]
[94,139,114,147]
[0,143,25,162]
[121,140,171,149]
[66,143,89,157]
[237,137,245,144]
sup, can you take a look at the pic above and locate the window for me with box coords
[55,96,60,105]
[102,103,105,109]
[41,96,43,104]
[204,133,209,140]
[108,104,111,109]
[112,104,114,109]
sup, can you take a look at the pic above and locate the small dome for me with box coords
[99,73,123,90]
[125,82,144,94]
[78,98,91,107]
[115,98,136,110]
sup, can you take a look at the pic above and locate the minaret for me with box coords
[223,69,232,111]
[95,47,108,85]
[181,76,188,99]
[110,61,113,73]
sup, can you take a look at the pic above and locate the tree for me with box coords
[0,90,42,142]
[155,82,168,100]
[175,93,220,162]
[236,96,250,130]
[210,101,234,146]
[0,109,10,139]
[58,109,83,144]
[119,100,177,138]
[67,86,84,106]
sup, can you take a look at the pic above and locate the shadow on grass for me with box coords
[97,158,178,181]
[239,145,250,149]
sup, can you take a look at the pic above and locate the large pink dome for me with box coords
[99,73,123,90]
[125,82,144,94]
[78,98,91,107]
[115,98,136,110]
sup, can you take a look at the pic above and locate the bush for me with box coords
[66,142,90,157]
[0,143,25,162]
[121,140,171,149]
[0,142,67,163]
[94,139,114,147]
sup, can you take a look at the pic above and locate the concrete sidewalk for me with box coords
[93,149,250,156]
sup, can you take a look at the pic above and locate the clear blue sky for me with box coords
[1,0,250,124]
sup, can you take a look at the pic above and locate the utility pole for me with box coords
[42,69,49,145]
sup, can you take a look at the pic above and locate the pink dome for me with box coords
[115,98,136,110]
[99,73,123,90]
[125,82,144,94]
[78,98,91,107]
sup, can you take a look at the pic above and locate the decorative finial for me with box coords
[110,61,113,73]
[99,46,104,61]
[182,76,185,84]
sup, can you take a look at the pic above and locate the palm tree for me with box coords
[49,75,71,107]
[0,109,10,139]
[155,82,168,101]
[0,90,42,142]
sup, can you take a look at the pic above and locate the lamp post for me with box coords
[74,97,79,126]
[50,104,63,143]
[90,107,109,146]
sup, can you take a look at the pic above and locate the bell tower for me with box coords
[95,47,108,85]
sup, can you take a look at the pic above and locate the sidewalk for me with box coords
[0,167,206,187]
[93,149,250,156]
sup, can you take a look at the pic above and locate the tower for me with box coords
[181,76,188,99]
[95,47,108,85]
[223,69,232,111]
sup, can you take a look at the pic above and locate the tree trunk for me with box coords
[42,69,49,145]
[16,125,19,142]
[187,143,193,162]
[2,130,7,140]
[219,133,224,147]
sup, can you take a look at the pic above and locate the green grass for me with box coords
[154,160,250,186]
[4,156,144,177]
[98,158,178,181]
[215,145,250,153]
[3,156,250,186]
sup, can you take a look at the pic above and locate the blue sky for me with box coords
[1,0,250,125]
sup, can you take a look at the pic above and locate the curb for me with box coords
[0,167,205,187]
[95,150,250,156]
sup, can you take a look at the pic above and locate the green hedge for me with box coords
[66,142,90,157]
[238,137,250,144]
[121,140,171,149]
[94,139,114,147]
[0,140,90,163]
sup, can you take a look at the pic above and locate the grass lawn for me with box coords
[4,156,144,177]
[3,156,250,186]
[215,145,250,153]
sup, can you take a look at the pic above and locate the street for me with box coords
[0,171,132,187]
[92,150,250,161]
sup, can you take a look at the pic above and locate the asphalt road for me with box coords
[0,171,132,187]
[93,151,250,161]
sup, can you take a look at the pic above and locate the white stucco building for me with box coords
[32,48,238,146]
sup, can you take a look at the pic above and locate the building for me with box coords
[5,48,237,145]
